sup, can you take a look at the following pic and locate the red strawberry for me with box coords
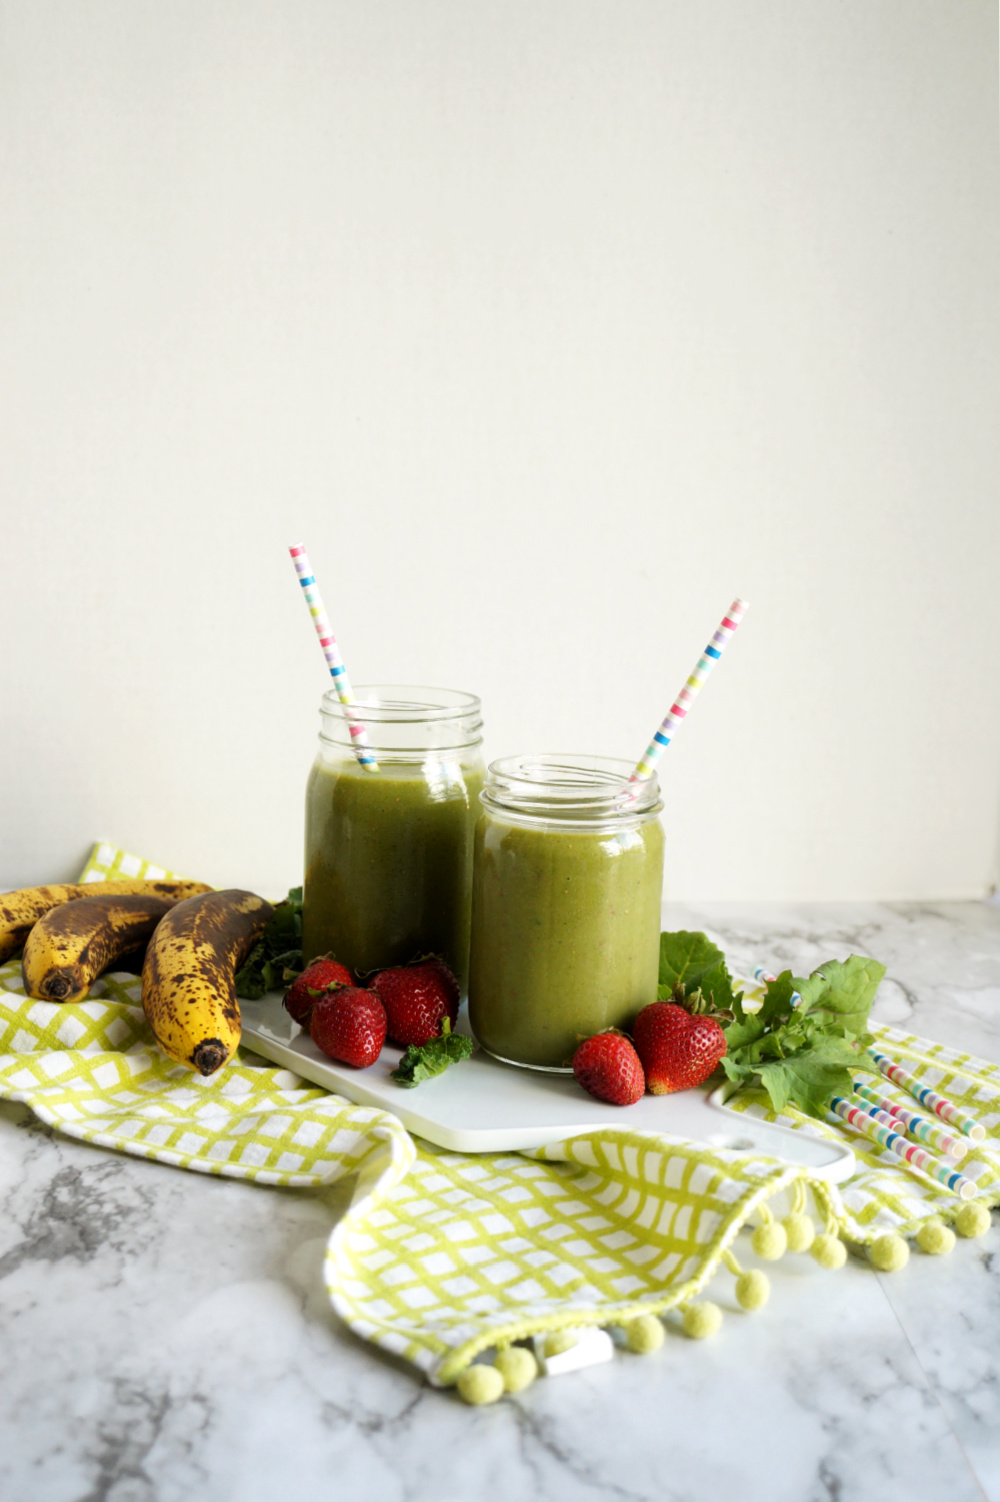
[416,957,461,1014]
[371,960,460,1048]
[572,1032,645,1106]
[284,957,353,1027]
[309,986,386,1068]
[632,1002,727,1095]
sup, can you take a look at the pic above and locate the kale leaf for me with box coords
[655,930,886,1118]
[234,888,305,1000]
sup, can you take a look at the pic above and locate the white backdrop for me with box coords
[2,0,999,901]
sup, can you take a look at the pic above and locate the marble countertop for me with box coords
[2,900,999,1502]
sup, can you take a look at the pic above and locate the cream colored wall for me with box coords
[2,1,998,900]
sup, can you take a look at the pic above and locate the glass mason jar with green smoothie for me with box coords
[468,755,664,1070]
[302,687,485,988]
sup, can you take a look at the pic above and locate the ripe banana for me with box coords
[22,893,184,1004]
[0,880,212,964]
[141,889,273,1075]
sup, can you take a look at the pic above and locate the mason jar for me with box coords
[468,755,664,1070]
[302,686,485,988]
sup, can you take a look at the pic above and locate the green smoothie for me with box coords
[468,813,664,1069]
[303,757,485,986]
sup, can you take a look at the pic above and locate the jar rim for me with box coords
[320,684,481,725]
[482,753,661,821]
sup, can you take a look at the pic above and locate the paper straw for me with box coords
[828,1096,976,1198]
[631,597,749,782]
[849,1096,963,1164]
[852,1079,967,1161]
[288,545,378,772]
[867,1049,985,1141]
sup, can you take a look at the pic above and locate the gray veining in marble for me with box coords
[1,902,998,1502]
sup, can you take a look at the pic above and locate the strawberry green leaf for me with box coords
[390,1019,475,1088]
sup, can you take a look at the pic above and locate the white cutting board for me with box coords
[239,992,854,1181]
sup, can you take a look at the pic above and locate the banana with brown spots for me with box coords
[0,880,212,964]
[22,893,185,1004]
[141,889,274,1075]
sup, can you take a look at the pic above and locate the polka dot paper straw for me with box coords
[289,545,378,771]
[867,1048,985,1141]
[828,1095,976,1198]
[852,1079,967,1161]
[631,598,749,782]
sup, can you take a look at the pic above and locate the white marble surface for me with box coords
[1,901,999,1502]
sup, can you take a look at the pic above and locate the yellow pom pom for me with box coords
[682,1301,722,1339]
[811,1233,847,1270]
[544,1330,578,1357]
[955,1201,992,1239]
[751,1221,787,1261]
[869,1233,909,1272]
[783,1212,816,1253]
[625,1314,665,1353]
[735,1268,770,1311]
[917,1219,956,1256]
[494,1346,538,1393]
[457,1364,505,1405]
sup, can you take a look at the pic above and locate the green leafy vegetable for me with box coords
[390,1019,475,1088]
[722,1030,864,1117]
[234,887,305,1000]
[792,956,886,1042]
[719,954,885,1118]
[655,930,886,1118]
[657,931,740,1014]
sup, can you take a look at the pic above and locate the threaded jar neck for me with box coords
[319,685,483,758]
[481,754,662,830]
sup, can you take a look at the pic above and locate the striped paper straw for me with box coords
[852,1079,967,1161]
[828,1096,976,1198]
[751,965,802,1008]
[631,597,749,782]
[867,1049,985,1141]
[288,545,378,771]
[850,1097,960,1160]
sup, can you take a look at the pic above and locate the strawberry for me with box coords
[416,957,461,1014]
[284,956,354,1027]
[309,986,386,1068]
[371,959,460,1048]
[632,1001,727,1095]
[572,1032,645,1106]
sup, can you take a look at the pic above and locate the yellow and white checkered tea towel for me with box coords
[1,844,997,1386]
